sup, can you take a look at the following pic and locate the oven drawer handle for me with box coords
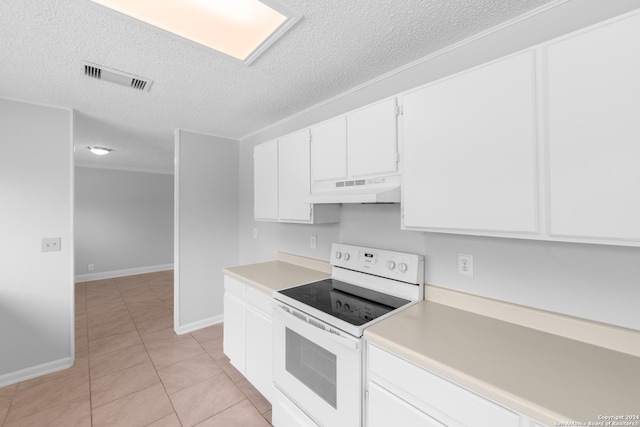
[276,303,360,351]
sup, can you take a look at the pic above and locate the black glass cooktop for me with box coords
[278,279,411,326]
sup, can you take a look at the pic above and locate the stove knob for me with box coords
[343,303,350,312]
[387,261,396,270]
[335,300,342,309]
[399,263,408,273]
[335,251,342,259]
[344,253,351,261]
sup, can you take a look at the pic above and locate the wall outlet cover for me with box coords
[458,253,474,277]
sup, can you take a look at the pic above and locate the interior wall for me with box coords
[175,129,239,333]
[339,204,640,331]
[74,167,174,279]
[0,98,73,385]
[237,1,640,332]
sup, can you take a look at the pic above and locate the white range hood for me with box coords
[306,175,401,204]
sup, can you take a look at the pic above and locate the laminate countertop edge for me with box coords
[223,253,331,295]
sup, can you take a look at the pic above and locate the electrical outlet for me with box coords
[458,254,473,277]
[41,237,61,252]
[252,228,258,239]
[88,264,94,271]
[310,235,317,249]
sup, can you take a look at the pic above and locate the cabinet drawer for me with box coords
[368,381,445,427]
[224,275,245,299]
[368,344,519,427]
[246,285,273,317]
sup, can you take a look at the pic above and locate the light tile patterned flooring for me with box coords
[0,271,272,427]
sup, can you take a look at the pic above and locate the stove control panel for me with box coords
[331,243,424,285]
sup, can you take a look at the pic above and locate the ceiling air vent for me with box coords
[82,61,152,92]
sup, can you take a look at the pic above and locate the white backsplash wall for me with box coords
[339,204,640,332]
[239,198,640,331]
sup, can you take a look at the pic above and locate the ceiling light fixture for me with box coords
[88,146,112,156]
[87,0,300,64]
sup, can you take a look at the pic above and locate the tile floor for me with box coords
[0,271,272,427]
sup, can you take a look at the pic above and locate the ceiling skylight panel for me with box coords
[88,0,298,63]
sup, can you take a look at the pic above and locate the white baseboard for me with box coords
[175,314,223,335]
[0,356,74,388]
[75,263,174,283]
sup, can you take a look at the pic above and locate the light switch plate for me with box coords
[42,237,61,252]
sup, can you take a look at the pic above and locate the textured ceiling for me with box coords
[0,0,555,173]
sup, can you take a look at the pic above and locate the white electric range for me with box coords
[272,243,424,427]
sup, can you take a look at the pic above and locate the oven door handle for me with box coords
[275,303,360,351]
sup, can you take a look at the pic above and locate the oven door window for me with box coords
[285,327,337,408]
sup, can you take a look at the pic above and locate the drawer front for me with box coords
[224,275,245,299]
[273,388,319,427]
[368,344,520,427]
[368,381,445,427]
[246,285,273,317]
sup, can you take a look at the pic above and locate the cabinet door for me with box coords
[348,98,398,178]
[223,293,246,373]
[367,382,445,427]
[278,129,312,222]
[402,51,538,234]
[245,307,273,403]
[311,115,348,182]
[546,12,640,242]
[254,140,278,221]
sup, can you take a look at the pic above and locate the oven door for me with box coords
[273,301,362,427]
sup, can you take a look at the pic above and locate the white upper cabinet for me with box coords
[254,140,278,221]
[278,129,312,222]
[254,132,340,224]
[348,98,399,178]
[402,51,539,235]
[310,115,348,182]
[545,11,640,243]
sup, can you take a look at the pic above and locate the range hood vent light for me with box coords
[307,175,401,204]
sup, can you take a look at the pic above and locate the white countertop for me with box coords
[364,300,640,426]
[223,252,331,295]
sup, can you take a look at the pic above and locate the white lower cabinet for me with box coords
[245,286,275,403]
[366,343,521,427]
[223,277,246,373]
[223,275,274,403]
[368,381,445,427]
